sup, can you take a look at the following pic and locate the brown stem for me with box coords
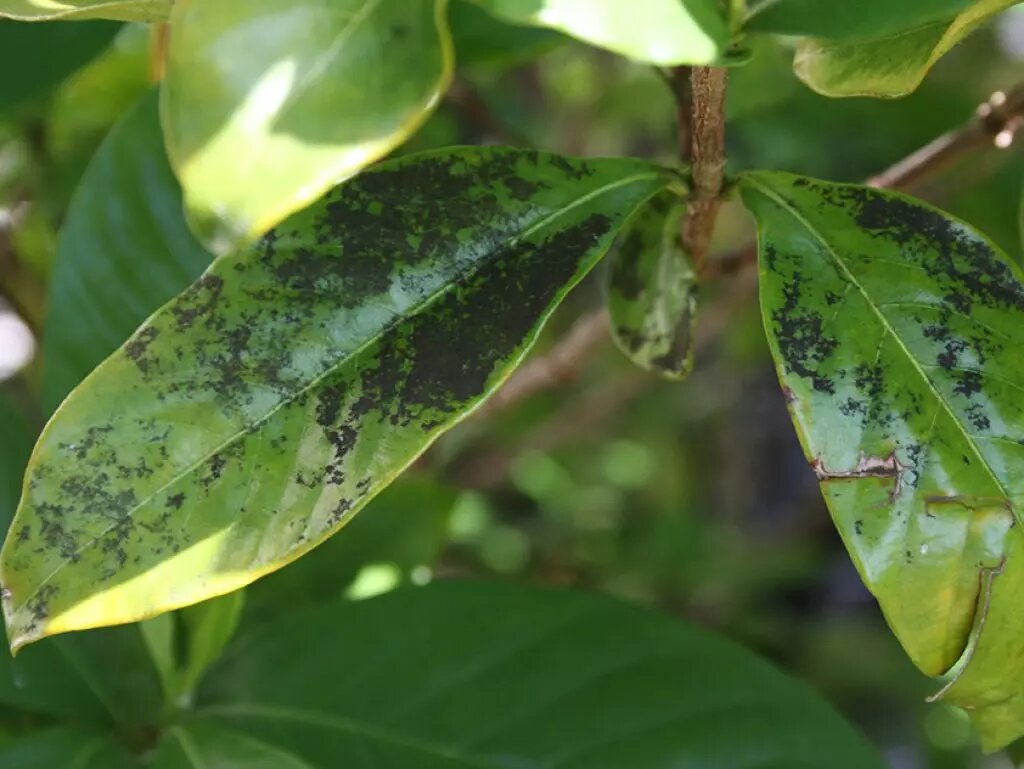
[682,66,728,269]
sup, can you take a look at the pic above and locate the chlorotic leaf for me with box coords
[607,191,697,380]
[740,171,1024,751]
[0,0,169,21]
[155,582,886,768]
[43,88,212,412]
[2,147,673,650]
[162,0,454,253]
[794,0,1018,98]
[744,0,974,40]
[470,0,729,65]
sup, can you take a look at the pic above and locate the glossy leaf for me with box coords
[171,581,885,768]
[0,19,118,114]
[43,88,211,412]
[744,0,975,40]
[741,171,1024,750]
[2,147,673,650]
[470,0,729,65]
[162,0,454,253]
[607,191,697,380]
[0,0,169,21]
[794,0,1017,98]
[0,728,139,768]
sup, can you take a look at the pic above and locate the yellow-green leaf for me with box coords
[794,0,1018,98]
[162,0,454,253]
[0,0,169,21]
[1,147,673,651]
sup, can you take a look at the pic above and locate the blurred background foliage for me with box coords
[1,4,1023,766]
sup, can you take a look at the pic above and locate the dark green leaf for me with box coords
[162,0,454,252]
[745,0,975,40]
[793,0,1016,98]
[0,397,32,533]
[0,0,169,21]
[171,581,885,768]
[3,147,673,649]
[0,20,118,114]
[740,171,1024,750]
[0,728,139,768]
[470,0,729,65]
[449,0,565,69]
[42,88,211,412]
[244,477,457,622]
[607,191,697,379]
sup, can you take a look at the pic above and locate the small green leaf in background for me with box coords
[744,0,975,40]
[607,190,697,380]
[42,88,211,412]
[162,0,454,253]
[470,0,730,65]
[0,396,32,531]
[0,728,140,769]
[2,147,673,650]
[794,0,1017,98]
[0,0,170,21]
[151,581,886,768]
[0,19,118,114]
[740,171,1024,750]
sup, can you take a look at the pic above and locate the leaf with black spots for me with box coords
[607,191,697,380]
[741,171,1024,750]
[2,147,675,650]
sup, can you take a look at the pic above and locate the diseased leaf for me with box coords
[794,0,1017,98]
[745,0,975,40]
[165,582,885,768]
[470,0,729,65]
[162,0,454,253]
[0,0,169,21]
[607,191,697,380]
[740,171,1024,750]
[43,88,211,412]
[2,147,673,650]
[0,728,140,768]
[0,19,119,114]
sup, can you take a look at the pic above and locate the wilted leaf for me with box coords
[744,0,974,40]
[0,0,169,21]
[43,88,211,411]
[162,0,454,253]
[741,171,1024,750]
[607,191,697,379]
[470,0,729,65]
[2,147,673,650]
[0,19,118,114]
[794,0,1017,98]
[154,582,885,768]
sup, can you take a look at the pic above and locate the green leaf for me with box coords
[744,0,975,40]
[449,0,565,70]
[469,0,729,65]
[177,591,245,701]
[0,728,140,768]
[793,0,1017,98]
[0,0,169,21]
[244,477,457,622]
[607,191,697,380]
[162,0,455,253]
[0,397,32,532]
[169,582,885,768]
[0,19,119,114]
[740,171,1024,750]
[42,88,211,412]
[2,147,673,650]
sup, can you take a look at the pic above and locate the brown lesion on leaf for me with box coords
[811,451,906,500]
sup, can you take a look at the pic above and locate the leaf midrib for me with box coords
[746,175,1011,503]
[14,169,665,615]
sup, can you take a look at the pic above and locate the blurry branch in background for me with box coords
[446,77,529,146]
[468,79,1024,445]
[149,24,171,83]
